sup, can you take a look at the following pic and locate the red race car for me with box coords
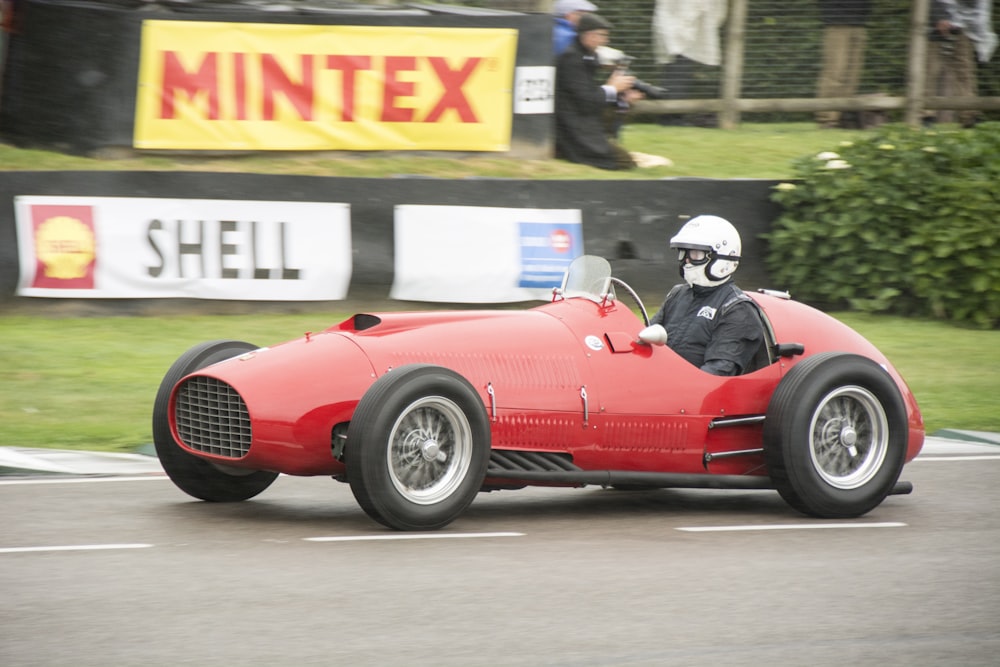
[153,256,924,530]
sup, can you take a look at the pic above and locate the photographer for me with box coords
[554,13,642,171]
[925,0,997,128]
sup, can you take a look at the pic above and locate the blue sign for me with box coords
[518,221,583,288]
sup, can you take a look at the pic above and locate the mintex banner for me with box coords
[391,205,583,303]
[14,196,351,300]
[134,21,518,152]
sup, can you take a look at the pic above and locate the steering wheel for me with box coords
[609,277,650,326]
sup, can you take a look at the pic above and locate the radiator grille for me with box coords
[175,376,251,459]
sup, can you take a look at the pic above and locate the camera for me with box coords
[595,47,670,100]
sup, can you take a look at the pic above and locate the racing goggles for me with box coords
[677,248,710,264]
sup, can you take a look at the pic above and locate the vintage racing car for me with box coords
[152,256,924,530]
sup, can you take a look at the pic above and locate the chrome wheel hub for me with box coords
[420,439,446,463]
[809,386,889,490]
[387,396,473,505]
[839,425,859,457]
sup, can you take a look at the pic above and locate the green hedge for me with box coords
[766,123,1000,329]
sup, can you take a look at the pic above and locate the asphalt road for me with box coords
[2,442,999,667]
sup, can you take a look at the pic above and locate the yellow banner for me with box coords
[134,21,517,151]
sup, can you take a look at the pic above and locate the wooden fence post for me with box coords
[905,0,931,127]
[719,0,747,129]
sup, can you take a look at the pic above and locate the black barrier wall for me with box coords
[0,171,784,310]
[0,0,552,157]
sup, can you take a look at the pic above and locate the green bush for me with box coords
[766,123,1000,329]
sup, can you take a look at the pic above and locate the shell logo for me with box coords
[31,206,96,289]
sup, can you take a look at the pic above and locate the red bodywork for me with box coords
[166,292,924,484]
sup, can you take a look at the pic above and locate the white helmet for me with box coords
[669,215,742,287]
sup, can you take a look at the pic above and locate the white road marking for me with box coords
[914,455,1000,462]
[0,476,166,486]
[0,543,154,554]
[305,532,524,542]
[676,522,906,533]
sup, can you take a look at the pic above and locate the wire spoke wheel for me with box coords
[764,353,908,518]
[347,365,490,531]
[809,386,888,489]
[387,396,474,505]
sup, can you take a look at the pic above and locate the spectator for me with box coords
[555,13,642,171]
[553,0,598,57]
[925,0,997,128]
[651,0,727,127]
[815,1,872,129]
[649,215,763,376]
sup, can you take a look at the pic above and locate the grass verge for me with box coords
[0,122,875,180]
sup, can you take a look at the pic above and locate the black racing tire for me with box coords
[763,352,908,518]
[346,365,491,531]
[152,340,279,502]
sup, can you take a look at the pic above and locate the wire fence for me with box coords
[471,0,1000,124]
[6,0,995,126]
[601,0,916,98]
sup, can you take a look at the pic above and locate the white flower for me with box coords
[878,143,896,150]
[816,151,840,160]
[825,159,851,169]
[922,146,939,153]
[774,182,797,191]
[838,141,854,148]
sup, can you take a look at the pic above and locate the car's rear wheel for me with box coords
[152,340,279,502]
[346,365,490,531]
[763,352,908,518]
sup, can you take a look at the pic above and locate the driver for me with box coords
[649,215,763,376]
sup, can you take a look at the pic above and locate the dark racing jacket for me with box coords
[649,281,764,376]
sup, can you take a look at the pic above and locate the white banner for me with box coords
[513,66,555,115]
[14,196,351,300]
[391,205,583,303]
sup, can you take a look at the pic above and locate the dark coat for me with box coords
[554,40,621,170]
[650,282,764,376]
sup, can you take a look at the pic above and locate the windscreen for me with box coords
[560,255,612,301]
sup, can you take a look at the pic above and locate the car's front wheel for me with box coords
[763,352,908,518]
[152,340,279,502]
[346,365,490,531]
